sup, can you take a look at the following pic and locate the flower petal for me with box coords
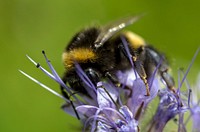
[76,105,98,117]
[97,82,118,109]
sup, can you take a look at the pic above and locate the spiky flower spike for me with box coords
[147,47,200,132]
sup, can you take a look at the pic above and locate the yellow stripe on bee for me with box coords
[62,48,96,69]
[123,31,145,49]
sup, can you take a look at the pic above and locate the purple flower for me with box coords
[19,49,162,132]
[147,89,188,132]
[75,76,159,131]
[147,47,200,132]
[20,44,199,131]
[76,85,139,131]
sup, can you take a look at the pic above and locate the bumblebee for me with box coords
[61,16,175,99]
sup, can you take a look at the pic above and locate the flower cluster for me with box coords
[20,45,199,131]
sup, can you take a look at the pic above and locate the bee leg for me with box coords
[105,72,121,87]
[160,68,176,93]
[145,47,176,93]
[105,71,131,89]
[160,67,183,106]
[105,71,133,98]
[118,43,150,96]
[133,57,150,96]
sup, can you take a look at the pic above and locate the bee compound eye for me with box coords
[85,68,101,85]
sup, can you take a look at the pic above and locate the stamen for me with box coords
[180,69,192,93]
[120,36,138,78]
[84,114,110,132]
[91,109,101,132]
[75,62,97,93]
[26,53,81,119]
[178,113,187,132]
[41,51,75,97]
[149,57,163,91]
[177,69,181,95]
[28,54,80,101]
[19,70,68,102]
[179,47,200,89]
[188,89,192,109]
[36,63,40,68]
[26,55,55,80]
[42,51,81,119]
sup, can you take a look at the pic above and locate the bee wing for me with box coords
[94,14,144,49]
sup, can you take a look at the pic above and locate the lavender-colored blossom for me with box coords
[147,89,188,132]
[76,87,139,131]
[147,47,200,132]
[20,49,162,132]
[75,76,159,131]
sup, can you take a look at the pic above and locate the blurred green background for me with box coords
[0,0,200,132]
